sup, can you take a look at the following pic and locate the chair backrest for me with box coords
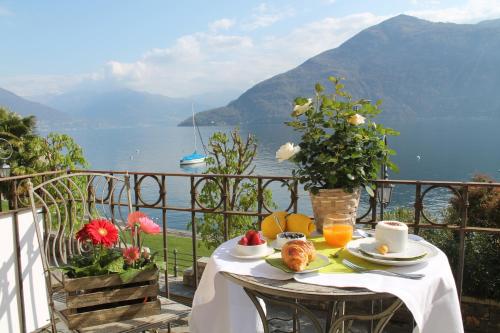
[27,172,133,269]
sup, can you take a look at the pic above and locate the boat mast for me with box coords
[192,103,197,152]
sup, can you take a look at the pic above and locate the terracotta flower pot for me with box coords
[310,188,361,233]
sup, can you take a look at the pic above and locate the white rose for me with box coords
[347,114,366,125]
[276,142,300,162]
[292,98,312,116]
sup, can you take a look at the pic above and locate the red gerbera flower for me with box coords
[86,219,119,247]
[123,246,140,265]
[76,224,90,242]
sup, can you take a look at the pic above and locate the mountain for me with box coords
[44,89,202,127]
[0,87,71,124]
[182,15,500,126]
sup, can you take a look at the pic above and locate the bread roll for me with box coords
[281,240,316,272]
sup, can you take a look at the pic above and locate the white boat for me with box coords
[180,152,206,165]
[180,104,207,166]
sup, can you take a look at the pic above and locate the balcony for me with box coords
[0,169,498,332]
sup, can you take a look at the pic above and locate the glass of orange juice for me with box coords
[323,215,353,247]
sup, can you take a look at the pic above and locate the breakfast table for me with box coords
[189,233,464,333]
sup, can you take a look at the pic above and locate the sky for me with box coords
[1,0,500,102]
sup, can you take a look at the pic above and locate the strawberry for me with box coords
[245,229,258,239]
[238,236,249,245]
[248,232,262,246]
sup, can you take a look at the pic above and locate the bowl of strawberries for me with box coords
[235,230,270,257]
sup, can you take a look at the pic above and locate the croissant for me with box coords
[281,240,316,272]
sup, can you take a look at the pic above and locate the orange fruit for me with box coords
[261,211,287,239]
[286,213,315,237]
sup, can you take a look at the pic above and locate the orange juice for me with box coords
[323,224,353,247]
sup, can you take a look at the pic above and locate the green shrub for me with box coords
[385,176,500,300]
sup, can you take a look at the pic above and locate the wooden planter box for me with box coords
[58,268,160,329]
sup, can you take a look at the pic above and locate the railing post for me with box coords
[133,174,139,212]
[173,248,178,278]
[12,185,27,333]
[293,180,299,214]
[257,178,263,229]
[370,181,377,226]
[190,176,198,287]
[161,175,169,298]
[414,182,422,235]
[222,177,229,241]
[456,185,468,301]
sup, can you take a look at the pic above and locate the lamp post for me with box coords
[377,136,394,220]
[0,138,13,177]
[0,162,10,178]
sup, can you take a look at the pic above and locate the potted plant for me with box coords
[276,76,398,232]
[58,212,163,329]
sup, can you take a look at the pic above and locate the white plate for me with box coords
[346,238,438,266]
[359,241,428,260]
[229,247,275,259]
[266,252,330,274]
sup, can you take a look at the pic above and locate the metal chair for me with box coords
[27,172,190,333]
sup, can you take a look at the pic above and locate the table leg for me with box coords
[243,288,323,333]
[325,301,335,332]
[328,298,403,333]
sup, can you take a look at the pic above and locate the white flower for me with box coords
[276,142,300,162]
[347,114,366,125]
[292,98,312,116]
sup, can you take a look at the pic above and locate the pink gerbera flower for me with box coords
[137,216,161,234]
[127,211,148,229]
[123,246,141,265]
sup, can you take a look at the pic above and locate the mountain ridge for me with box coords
[180,14,500,126]
[0,87,71,126]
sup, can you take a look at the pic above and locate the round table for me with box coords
[221,272,404,333]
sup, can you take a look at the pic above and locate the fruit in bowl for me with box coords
[275,232,306,249]
[236,230,269,256]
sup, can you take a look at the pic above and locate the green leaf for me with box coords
[364,185,375,197]
[119,268,141,283]
[104,256,125,274]
[315,83,324,93]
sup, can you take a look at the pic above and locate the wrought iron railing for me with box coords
[1,169,499,305]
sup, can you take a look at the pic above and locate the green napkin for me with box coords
[309,236,386,273]
[266,254,328,273]
[265,236,387,274]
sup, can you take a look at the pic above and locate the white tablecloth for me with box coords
[189,237,464,333]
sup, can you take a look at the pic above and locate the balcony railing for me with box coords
[1,169,499,308]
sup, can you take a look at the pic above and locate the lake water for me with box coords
[60,119,500,229]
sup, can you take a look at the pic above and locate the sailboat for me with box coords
[180,105,207,165]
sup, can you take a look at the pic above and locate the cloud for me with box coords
[243,3,295,30]
[4,1,500,100]
[209,18,235,32]
[269,12,386,59]
[0,73,103,97]
[101,31,254,97]
[407,0,500,23]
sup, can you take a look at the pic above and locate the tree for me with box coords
[0,107,36,141]
[0,107,37,167]
[194,129,275,249]
[14,132,88,175]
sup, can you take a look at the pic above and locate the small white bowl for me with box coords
[235,241,269,256]
[276,232,306,249]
